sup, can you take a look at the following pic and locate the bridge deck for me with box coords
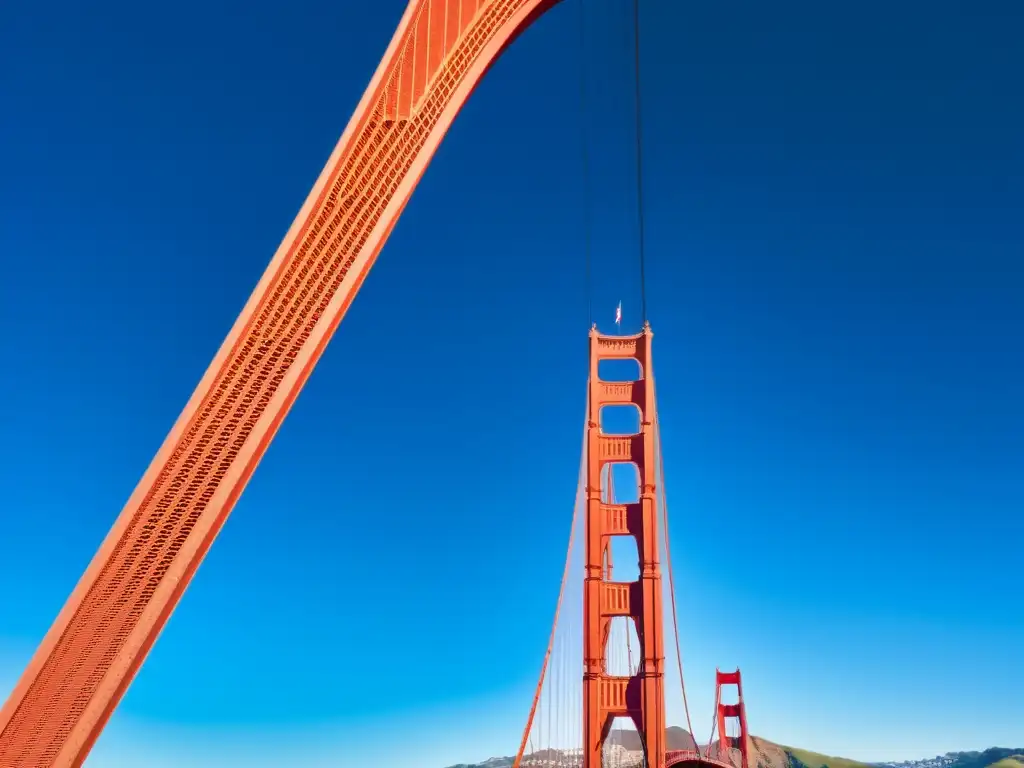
[519,751,734,768]
[666,749,737,768]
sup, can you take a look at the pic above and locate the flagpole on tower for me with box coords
[615,301,622,333]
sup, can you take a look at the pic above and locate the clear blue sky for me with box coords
[1,0,1022,765]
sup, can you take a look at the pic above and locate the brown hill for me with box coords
[609,731,864,768]
[442,731,873,768]
[709,735,791,768]
[609,726,698,752]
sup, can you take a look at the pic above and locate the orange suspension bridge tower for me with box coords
[0,2,753,767]
[583,328,666,768]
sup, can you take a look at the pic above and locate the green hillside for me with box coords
[986,757,1024,768]
[780,744,874,768]
[948,749,1024,768]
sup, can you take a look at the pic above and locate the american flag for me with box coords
[615,301,622,328]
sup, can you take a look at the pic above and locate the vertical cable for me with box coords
[632,0,648,322]
[512,402,588,768]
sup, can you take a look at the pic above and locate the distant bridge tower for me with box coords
[583,324,666,768]
[716,668,750,768]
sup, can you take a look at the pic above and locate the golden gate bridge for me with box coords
[1,2,757,766]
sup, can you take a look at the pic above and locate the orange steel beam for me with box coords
[0,2,562,765]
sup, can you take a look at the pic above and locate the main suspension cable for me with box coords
[707,679,721,756]
[651,371,700,757]
[578,0,594,328]
[632,0,649,323]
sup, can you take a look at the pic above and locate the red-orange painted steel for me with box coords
[0,2,561,765]
[715,668,750,768]
[583,325,666,768]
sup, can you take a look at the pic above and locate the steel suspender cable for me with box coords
[512,405,588,768]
